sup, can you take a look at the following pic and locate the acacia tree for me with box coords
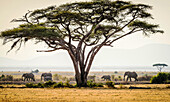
[153,63,168,72]
[0,0,163,87]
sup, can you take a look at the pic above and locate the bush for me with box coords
[6,75,13,81]
[114,71,118,74]
[0,74,5,79]
[0,75,13,81]
[53,82,64,88]
[44,80,56,87]
[26,83,34,88]
[150,72,169,84]
[87,80,97,88]
[150,76,157,84]
[37,83,44,88]
[167,73,170,80]
[26,83,44,88]
[96,83,103,87]
[106,81,115,88]
[138,75,153,81]
[64,81,73,88]
[32,84,39,88]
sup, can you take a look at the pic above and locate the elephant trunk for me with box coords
[123,73,126,81]
[22,76,24,81]
[22,75,24,81]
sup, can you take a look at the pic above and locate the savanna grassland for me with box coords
[0,85,170,102]
[0,71,170,102]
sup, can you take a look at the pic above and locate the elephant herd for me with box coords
[101,71,138,81]
[22,73,52,82]
[22,71,138,82]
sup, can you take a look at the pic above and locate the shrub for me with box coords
[64,80,73,88]
[167,73,170,80]
[0,75,13,81]
[106,81,115,88]
[165,80,170,84]
[96,83,103,87]
[0,74,5,79]
[150,76,158,84]
[87,80,97,88]
[53,82,64,88]
[26,83,34,88]
[32,84,39,88]
[44,80,56,87]
[37,83,44,88]
[6,75,13,81]
[138,75,153,81]
[150,72,168,84]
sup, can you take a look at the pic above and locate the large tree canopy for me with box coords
[0,0,163,87]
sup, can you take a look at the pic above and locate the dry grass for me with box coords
[0,87,170,102]
[0,71,169,102]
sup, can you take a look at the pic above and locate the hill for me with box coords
[0,43,169,69]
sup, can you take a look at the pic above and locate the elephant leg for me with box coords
[135,78,138,81]
[126,77,128,81]
[130,77,132,81]
[24,78,25,81]
[32,78,34,81]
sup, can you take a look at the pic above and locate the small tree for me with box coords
[153,63,168,72]
[0,0,163,87]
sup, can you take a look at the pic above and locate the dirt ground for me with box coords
[0,84,170,102]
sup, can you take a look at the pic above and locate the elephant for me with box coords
[124,71,138,81]
[101,75,111,81]
[22,73,35,81]
[41,73,52,81]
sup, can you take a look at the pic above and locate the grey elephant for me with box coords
[124,71,138,81]
[41,73,52,81]
[101,75,111,81]
[22,73,35,81]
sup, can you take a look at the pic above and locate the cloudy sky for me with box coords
[0,0,170,61]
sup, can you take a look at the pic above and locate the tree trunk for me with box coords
[75,71,88,87]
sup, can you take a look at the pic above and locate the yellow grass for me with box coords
[0,87,170,102]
